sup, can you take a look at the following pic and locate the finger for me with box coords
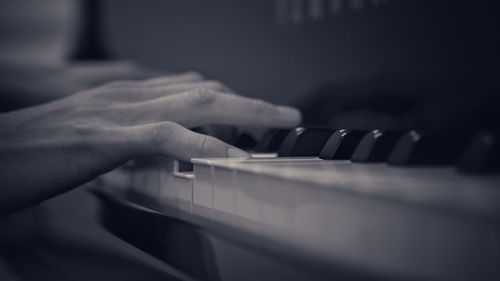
[147,80,234,94]
[100,72,204,88]
[75,61,162,84]
[124,121,250,162]
[101,80,234,101]
[144,72,204,86]
[194,125,238,143]
[127,89,302,128]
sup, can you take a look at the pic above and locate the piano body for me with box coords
[88,0,500,280]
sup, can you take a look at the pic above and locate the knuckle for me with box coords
[184,88,218,106]
[103,80,136,89]
[203,80,232,93]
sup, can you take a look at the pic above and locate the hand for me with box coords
[0,73,301,213]
[0,60,160,109]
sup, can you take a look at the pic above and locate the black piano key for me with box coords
[351,130,404,163]
[278,127,336,157]
[257,129,291,152]
[233,132,258,150]
[457,132,500,173]
[387,130,468,166]
[319,129,368,160]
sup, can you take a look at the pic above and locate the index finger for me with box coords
[128,89,302,128]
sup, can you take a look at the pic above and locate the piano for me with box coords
[87,0,500,280]
[95,128,500,281]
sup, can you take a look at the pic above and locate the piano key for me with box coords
[388,130,469,166]
[192,161,214,222]
[157,158,194,218]
[351,130,404,163]
[233,131,258,150]
[115,148,500,281]
[457,132,500,173]
[256,129,291,152]
[278,127,336,157]
[157,158,177,214]
[188,158,500,281]
[319,129,368,160]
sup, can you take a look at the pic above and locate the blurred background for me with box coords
[1,0,499,129]
[0,0,77,64]
[103,0,499,105]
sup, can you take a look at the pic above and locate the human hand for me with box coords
[0,73,301,213]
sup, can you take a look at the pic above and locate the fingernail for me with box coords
[227,147,251,158]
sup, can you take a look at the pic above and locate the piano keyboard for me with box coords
[98,128,500,281]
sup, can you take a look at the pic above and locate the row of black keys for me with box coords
[233,128,500,174]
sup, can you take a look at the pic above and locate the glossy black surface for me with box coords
[233,132,258,150]
[351,130,404,163]
[388,130,469,166]
[257,129,292,152]
[319,129,368,160]
[278,128,335,157]
[457,132,500,173]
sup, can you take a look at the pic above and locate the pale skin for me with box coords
[0,64,301,214]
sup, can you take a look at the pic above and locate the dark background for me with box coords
[102,0,500,104]
[1,0,499,126]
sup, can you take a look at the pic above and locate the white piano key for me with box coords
[193,157,324,235]
[158,158,194,219]
[250,152,278,158]
[127,155,500,281]
[253,169,292,232]
[192,161,215,222]
[158,158,177,213]
[233,170,262,233]
[212,164,239,226]
[232,159,323,235]
[292,176,322,243]
[172,160,194,218]
[203,159,500,276]
[317,182,364,264]
[173,174,194,221]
